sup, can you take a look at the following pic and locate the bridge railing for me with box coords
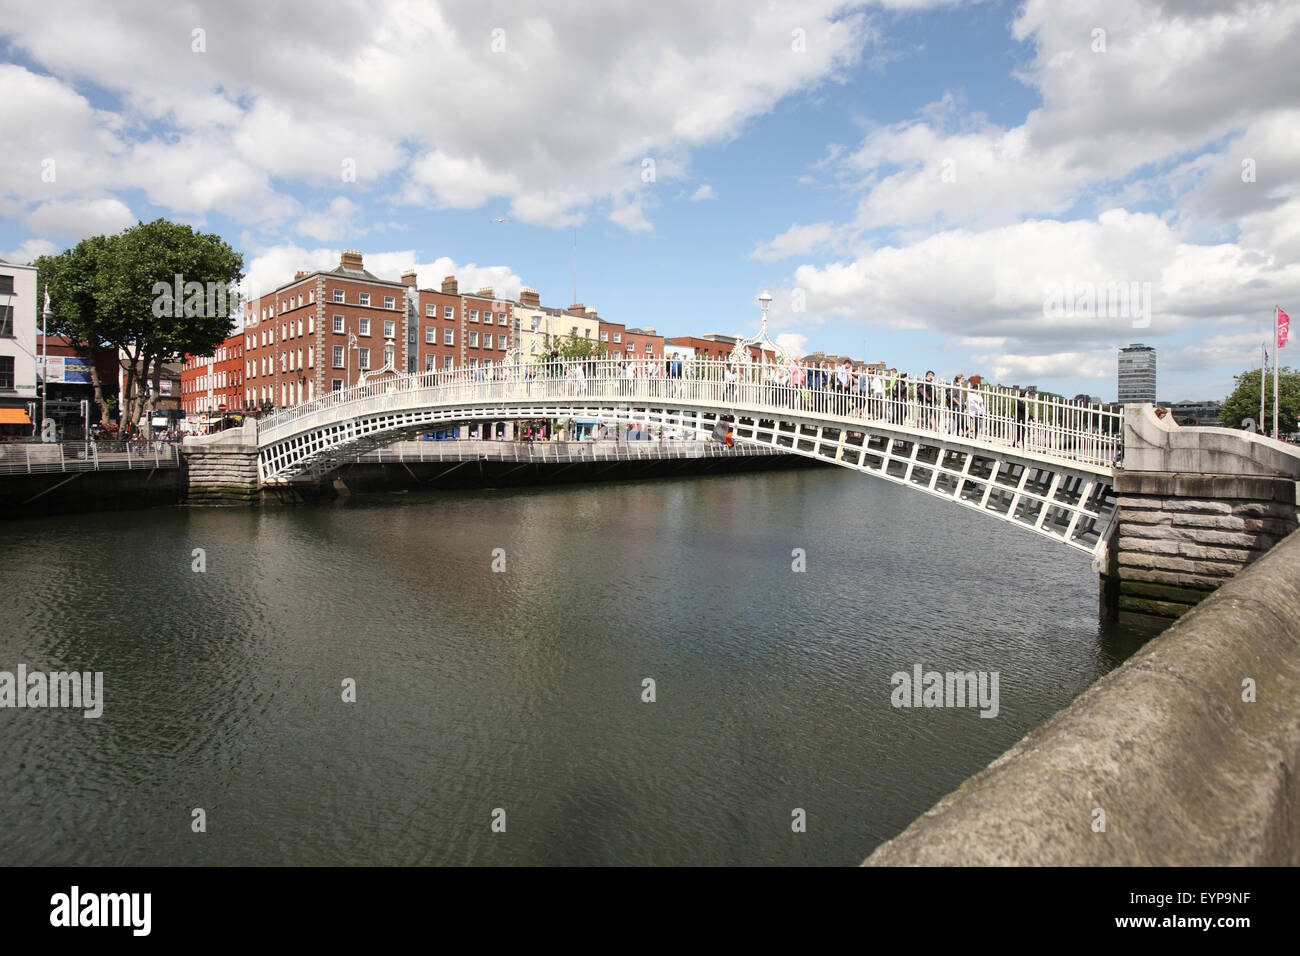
[257,358,1123,468]
[354,439,781,464]
[0,440,181,475]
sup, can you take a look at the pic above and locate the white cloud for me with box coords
[690,184,716,201]
[25,198,136,238]
[0,1,876,232]
[775,332,810,357]
[791,205,1300,375]
[239,244,525,307]
[1,238,59,264]
[751,221,839,262]
[296,197,363,242]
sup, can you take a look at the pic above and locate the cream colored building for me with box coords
[512,289,600,361]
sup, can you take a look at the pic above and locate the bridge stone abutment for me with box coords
[1105,405,1300,631]
[181,422,262,505]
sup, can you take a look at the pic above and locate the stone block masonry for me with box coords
[181,421,261,505]
[1113,472,1297,626]
[183,443,260,505]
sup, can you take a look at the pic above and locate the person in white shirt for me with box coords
[966,384,986,440]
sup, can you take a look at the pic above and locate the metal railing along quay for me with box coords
[0,441,181,475]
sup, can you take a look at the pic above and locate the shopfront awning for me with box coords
[0,409,32,425]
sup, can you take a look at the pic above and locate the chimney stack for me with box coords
[519,287,540,307]
[401,269,417,288]
[568,303,585,316]
[294,270,309,280]
[441,275,458,295]
[475,286,494,299]
[340,249,364,271]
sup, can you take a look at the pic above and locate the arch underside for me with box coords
[259,398,1118,559]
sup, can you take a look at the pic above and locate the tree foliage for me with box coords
[35,219,243,427]
[1221,365,1298,434]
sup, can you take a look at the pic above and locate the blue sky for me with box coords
[2,0,1298,402]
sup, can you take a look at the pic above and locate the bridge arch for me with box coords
[253,360,1122,558]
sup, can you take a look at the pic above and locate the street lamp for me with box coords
[347,331,358,388]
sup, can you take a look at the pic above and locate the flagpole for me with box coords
[1260,341,1266,428]
[1274,306,1281,438]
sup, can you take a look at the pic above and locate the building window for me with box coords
[307,347,313,368]
[333,289,344,303]
[531,316,541,331]
[426,304,436,317]
[0,304,13,338]
[444,306,454,320]
[333,314,344,333]
[600,331,608,341]
[358,348,370,370]
[308,316,314,334]
[499,337,507,350]
[332,346,345,368]
[383,344,394,367]
[443,356,453,369]
[359,293,370,306]
[498,312,507,325]
[332,379,343,392]
[385,296,395,309]
[426,354,436,371]
[358,317,371,336]
[484,333,493,349]
[468,331,478,347]
[425,327,435,344]
[469,309,478,322]
[444,329,454,346]
[384,320,395,339]
[469,358,477,368]
[0,355,14,390]
[613,333,621,343]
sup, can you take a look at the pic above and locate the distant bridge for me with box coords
[254,359,1124,559]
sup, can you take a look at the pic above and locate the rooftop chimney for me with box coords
[340,249,364,271]
[401,269,417,288]
[568,303,585,316]
[294,270,309,280]
[475,286,494,298]
[441,275,458,295]
[519,287,540,307]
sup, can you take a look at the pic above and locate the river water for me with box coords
[0,467,1143,865]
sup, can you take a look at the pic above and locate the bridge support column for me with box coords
[181,421,261,506]
[1112,471,1298,631]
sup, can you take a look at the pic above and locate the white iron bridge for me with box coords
[255,359,1124,561]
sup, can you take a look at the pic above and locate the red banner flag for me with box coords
[1279,307,1290,349]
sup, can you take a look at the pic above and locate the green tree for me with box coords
[1221,365,1299,434]
[37,219,243,429]
[555,331,606,361]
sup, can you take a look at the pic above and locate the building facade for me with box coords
[0,259,38,421]
[1119,343,1157,404]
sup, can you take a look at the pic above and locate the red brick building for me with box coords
[665,334,774,363]
[623,326,665,362]
[461,286,511,369]
[413,276,461,373]
[180,333,245,417]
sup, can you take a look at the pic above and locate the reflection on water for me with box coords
[0,468,1142,865]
